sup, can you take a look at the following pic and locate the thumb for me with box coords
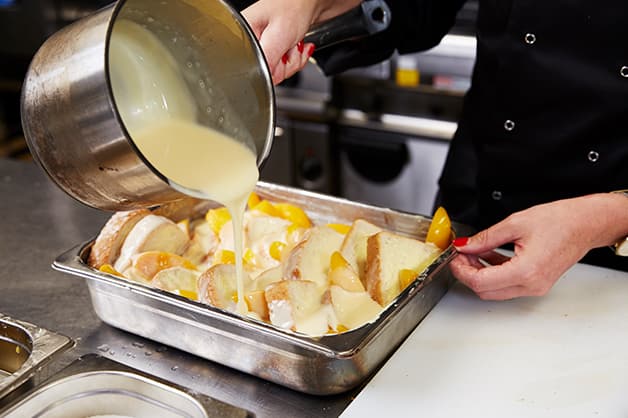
[453,221,520,255]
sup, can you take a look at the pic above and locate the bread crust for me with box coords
[365,234,385,304]
[88,209,150,268]
[340,219,382,283]
[198,263,240,310]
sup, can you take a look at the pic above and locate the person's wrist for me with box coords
[610,190,628,256]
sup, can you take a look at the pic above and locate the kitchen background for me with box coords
[0,0,477,216]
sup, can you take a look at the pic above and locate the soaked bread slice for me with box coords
[88,209,150,268]
[339,219,382,283]
[265,279,327,334]
[198,263,239,311]
[282,226,344,289]
[330,285,382,330]
[365,231,441,306]
[113,214,189,272]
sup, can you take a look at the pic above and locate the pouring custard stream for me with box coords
[109,20,258,314]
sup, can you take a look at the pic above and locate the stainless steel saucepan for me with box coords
[21,0,390,211]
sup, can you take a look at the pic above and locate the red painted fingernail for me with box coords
[307,44,315,57]
[281,53,289,64]
[453,237,469,247]
[297,41,304,53]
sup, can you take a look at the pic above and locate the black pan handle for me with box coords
[303,0,391,50]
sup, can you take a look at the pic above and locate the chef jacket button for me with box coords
[621,66,628,78]
[588,150,600,162]
[491,190,503,201]
[524,33,536,44]
[504,120,515,131]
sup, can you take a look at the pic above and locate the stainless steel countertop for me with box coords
[0,158,357,417]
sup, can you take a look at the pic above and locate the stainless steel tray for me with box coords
[1,354,251,417]
[0,314,73,399]
[53,182,457,395]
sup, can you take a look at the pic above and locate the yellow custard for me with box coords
[131,119,258,314]
[109,19,258,314]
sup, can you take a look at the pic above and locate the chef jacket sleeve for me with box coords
[314,0,468,75]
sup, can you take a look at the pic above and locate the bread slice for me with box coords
[245,213,291,271]
[131,250,196,280]
[88,209,150,268]
[182,221,219,266]
[245,212,291,244]
[340,219,382,283]
[113,214,189,272]
[365,231,441,306]
[198,263,239,311]
[197,263,257,313]
[251,265,283,290]
[265,279,327,334]
[244,290,269,321]
[152,266,201,300]
[282,226,344,289]
[330,285,382,330]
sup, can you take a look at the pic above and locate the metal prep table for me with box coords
[0,157,359,417]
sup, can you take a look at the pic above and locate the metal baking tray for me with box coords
[53,182,457,395]
[0,314,73,399]
[0,353,251,417]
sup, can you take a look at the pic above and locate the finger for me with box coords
[478,250,511,266]
[282,44,304,80]
[271,63,286,85]
[451,256,532,294]
[300,43,316,68]
[455,216,524,256]
[476,285,529,301]
[451,253,530,298]
[450,252,485,271]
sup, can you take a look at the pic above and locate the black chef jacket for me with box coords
[313,0,628,271]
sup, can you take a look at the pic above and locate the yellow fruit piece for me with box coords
[274,203,312,228]
[99,264,123,277]
[244,248,255,265]
[215,249,235,265]
[327,223,351,234]
[231,291,239,303]
[286,223,301,236]
[178,289,198,300]
[426,206,452,250]
[205,207,231,234]
[328,251,365,292]
[329,251,349,270]
[247,192,261,209]
[269,241,286,261]
[252,200,281,218]
[399,268,419,290]
[333,324,349,334]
